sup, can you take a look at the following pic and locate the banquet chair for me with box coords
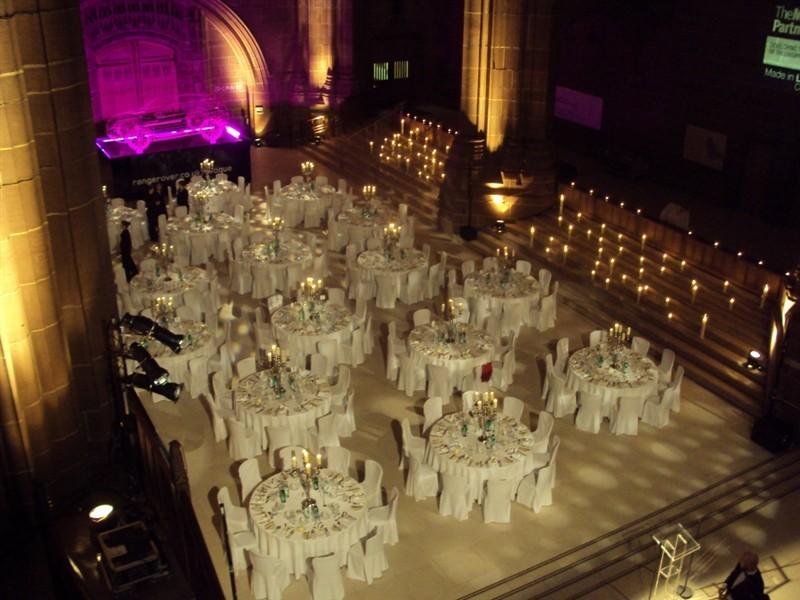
[439,473,472,520]
[323,446,351,475]
[421,243,431,260]
[266,426,292,467]
[385,331,404,381]
[483,256,498,271]
[461,259,476,279]
[158,214,168,237]
[575,392,604,434]
[641,377,680,429]
[175,205,188,219]
[536,293,557,331]
[314,175,328,189]
[230,240,252,294]
[413,308,431,327]
[217,487,256,572]
[247,551,290,600]
[555,337,570,374]
[658,348,676,387]
[631,336,650,357]
[317,340,338,379]
[426,263,442,299]
[309,353,328,379]
[515,259,532,275]
[236,357,257,381]
[589,329,607,348]
[469,295,491,330]
[365,237,382,250]
[405,453,439,501]
[369,487,400,546]
[363,314,375,355]
[202,394,232,443]
[290,175,303,184]
[462,390,479,414]
[182,290,204,321]
[400,269,425,304]
[254,307,273,350]
[345,243,359,270]
[515,435,561,512]
[251,263,273,300]
[422,396,444,435]
[398,352,426,396]
[329,366,350,407]
[187,357,210,400]
[111,197,125,208]
[209,343,234,385]
[543,355,577,418]
[312,253,328,281]
[669,365,685,412]
[609,395,646,436]
[374,272,400,309]
[491,348,516,392]
[308,553,345,600]
[446,268,463,298]
[225,418,260,460]
[237,457,261,503]
[451,297,470,323]
[212,370,234,412]
[273,179,282,195]
[427,365,452,404]
[332,389,356,437]
[140,258,156,273]
[266,293,284,318]
[483,479,515,523]
[400,216,415,247]
[362,459,384,508]
[277,446,307,471]
[538,268,552,296]
[500,302,526,337]
[339,328,365,366]
[502,396,525,422]
[399,417,424,469]
[326,287,346,307]
[218,302,236,346]
[346,527,388,584]
[315,414,341,448]
[530,411,554,454]
[190,233,209,265]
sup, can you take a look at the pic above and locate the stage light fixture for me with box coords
[126,343,169,386]
[123,373,183,402]
[89,504,114,523]
[121,313,185,353]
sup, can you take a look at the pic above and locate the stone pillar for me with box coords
[0,0,114,511]
[307,0,334,92]
[460,0,553,151]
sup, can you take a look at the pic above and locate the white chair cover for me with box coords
[575,392,604,434]
[422,396,443,434]
[368,487,399,545]
[530,411,554,454]
[309,553,345,600]
[483,479,515,523]
[324,446,351,475]
[248,551,290,600]
[237,457,261,503]
[362,459,384,508]
[502,396,525,422]
[439,473,472,520]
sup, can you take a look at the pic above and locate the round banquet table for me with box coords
[242,238,313,295]
[129,266,209,307]
[248,469,369,577]
[566,343,659,406]
[465,269,541,327]
[123,319,212,386]
[408,321,494,382]
[187,178,239,213]
[272,302,354,362]
[425,413,535,503]
[166,213,238,264]
[235,368,332,445]
[354,248,428,302]
[272,182,337,228]
[107,206,146,252]
[336,204,400,246]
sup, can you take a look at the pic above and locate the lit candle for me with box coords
[662,253,668,264]
[577,211,582,222]
[369,140,374,154]
[601,223,606,234]
[559,193,565,216]
[317,453,322,467]
[598,247,603,257]
[563,245,569,264]
[639,267,645,279]
[760,283,769,308]
[529,226,535,247]
[641,234,647,251]
[729,297,735,311]
[558,215,563,227]
[619,245,624,255]
[700,313,708,339]
[622,274,628,283]
[639,256,645,265]
[680,260,686,272]
[723,280,729,293]
[545,246,551,258]
[605,277,611,290]
[660,265,666,276]
[665,296,671,306]
[609,257,615,274]
[291,455,297,470]
[636,285,643,304]
[591,269,596,282]
[668,312,673,321]
[568,224,574,242]
[587,228,592,240]
[691,284,699,303]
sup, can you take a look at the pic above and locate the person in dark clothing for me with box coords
[145,185,160,242]
[119,220,139,282]
[155,183,168,217]
[720,551,769,600]
[175,179,189,209]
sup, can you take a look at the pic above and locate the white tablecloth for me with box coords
[425,413,535,503]
[188,179,240,213]
[124,319,212,385]
[249,469,369,577]
[166,213,239,264]
[272,302,354,359]
[337,204,399,245]
[353,248,428,301]
[235,369,332,444]
[566,344,659,404]
[129,266,209,307]
[242,238,313,294]
[272,182,338,228]
[465,269,541,325]
[408,321,494,379]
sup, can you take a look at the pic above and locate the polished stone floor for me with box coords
[134,150,799,599]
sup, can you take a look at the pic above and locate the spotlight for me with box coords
[494,219,506,234]
[745,350,764,371]
[89,504,114,523]
[121,313,185,353]
[123,373,183,402]
[126,343,168,386]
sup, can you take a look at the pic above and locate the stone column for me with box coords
[0,0,114,511]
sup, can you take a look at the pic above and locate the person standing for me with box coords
[176,179,189,210]
[145,185,160,242]
[720,551,769,600]
[119,220,139,282]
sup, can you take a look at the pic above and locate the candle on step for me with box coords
[568,224,574,242]
[591,269,596,282]
[559,193,565,216]
[563,245,569,264]
[640,233,647,251]
[529,226,535,247]
[637,285,643,304]
[660,265,666,276]
[609,257,615,275]
[605,277,611,290]
[577,212,582,223]
[587,228,592,240]
[723,280,729,293]
[700,313,708,339]
[729,297,735,311]
[680,260,686,272]
[662,253,668,264]
[760,283,769,308]
[691,284,699,303]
